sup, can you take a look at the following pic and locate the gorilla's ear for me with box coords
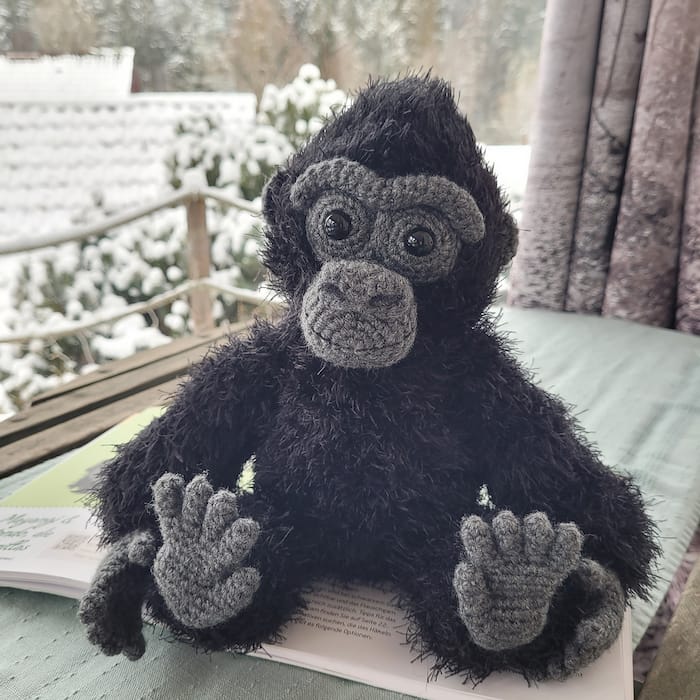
[501,217,519,266]
[262,170,289,227]
[261,165,318,294]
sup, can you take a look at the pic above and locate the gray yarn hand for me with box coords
[453,510,582,651]
[150,473,261,629]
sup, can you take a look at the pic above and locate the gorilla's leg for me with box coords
[80,531,155,659]
[393,513,625,680]
[145,473,317,653]
[82,475,317,657]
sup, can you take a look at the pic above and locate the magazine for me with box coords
[0,408,633,699]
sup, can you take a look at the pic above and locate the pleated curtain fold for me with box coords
[507,0,700,335]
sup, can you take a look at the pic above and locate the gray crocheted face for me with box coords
[290,157,485,369]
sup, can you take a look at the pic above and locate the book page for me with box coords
[256,580,632,700]
[0,409,157,596]
[0,506,101,597]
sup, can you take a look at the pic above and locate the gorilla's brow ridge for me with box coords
[290,157,485,243]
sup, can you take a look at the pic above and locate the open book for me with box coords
[0,407,633,700]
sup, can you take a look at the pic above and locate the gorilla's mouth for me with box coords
[301,261,417,369]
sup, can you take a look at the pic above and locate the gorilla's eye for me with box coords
[403,228,435,257]
[324,210,352,240]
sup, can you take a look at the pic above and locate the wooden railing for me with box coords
[0,187,283,344]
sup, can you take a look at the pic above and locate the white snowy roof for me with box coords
[0,93,257,245]
[0,49,135,102]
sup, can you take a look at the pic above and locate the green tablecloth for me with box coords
[2,307,699,699]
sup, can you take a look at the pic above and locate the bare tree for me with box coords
[285,0,341,79]
[440,0,545,143]
[398,0,445,70]
[286,0,447,87]
[1,0,36,51]
[31,0,97,54]
[2,0,544,139]
[224,0,306,98]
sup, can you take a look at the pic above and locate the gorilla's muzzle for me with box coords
[301,260,417,369]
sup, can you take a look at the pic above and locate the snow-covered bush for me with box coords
[166,63,348,199]
[1,65,347,412]
[258,64,347,149]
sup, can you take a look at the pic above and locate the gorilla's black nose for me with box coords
[369,293,404,309]
[321,260,408,312]
[318,281,403,310]
[318,282,345,302]
[301,260,417,369]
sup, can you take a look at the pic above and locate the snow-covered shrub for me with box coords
[0,339,76,415]
[246,64,347,198]
[1,66,348,412]
[165,63,348,200]
[258,64,348,151]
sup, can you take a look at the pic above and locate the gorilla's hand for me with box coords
[453,511,582,650]
[151,473,261,629]
[79,530,155,659]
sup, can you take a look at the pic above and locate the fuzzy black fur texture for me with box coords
[89,77,657,682]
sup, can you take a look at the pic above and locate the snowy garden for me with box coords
[0,65,529,417]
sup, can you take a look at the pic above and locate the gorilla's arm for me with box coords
[95,320,284,542]
[453,331,657,677]
[80,320,286,657]
[469,337,657,594]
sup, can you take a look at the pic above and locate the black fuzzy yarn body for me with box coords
[95,77,657,681]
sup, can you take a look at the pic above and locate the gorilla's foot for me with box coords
[79,530,155,659]
[453,511,582,650]
[546,559,625,679]
[152,473,261,629]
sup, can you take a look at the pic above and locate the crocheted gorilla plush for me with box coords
[80,77,656,681]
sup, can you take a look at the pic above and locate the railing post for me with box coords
[185,196,214,333]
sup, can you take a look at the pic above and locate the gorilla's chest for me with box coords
[253,365,475,533]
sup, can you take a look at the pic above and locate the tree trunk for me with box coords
[507,0,604,310]
[602,0,700,327]
[565,0,652,314]
[676,68,700,334]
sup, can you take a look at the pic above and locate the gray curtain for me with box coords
[507,0,700,335]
